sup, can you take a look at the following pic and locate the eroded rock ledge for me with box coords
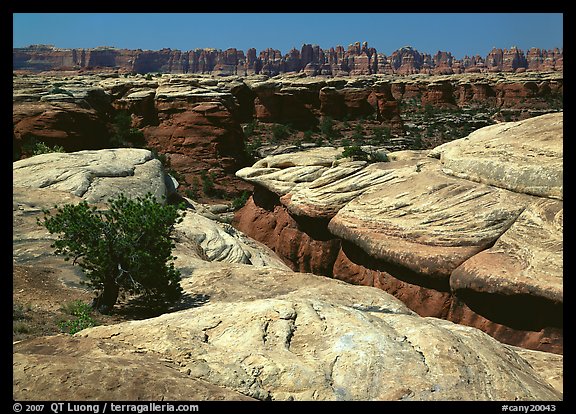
[13,145,562,400]
[233,113,563,354]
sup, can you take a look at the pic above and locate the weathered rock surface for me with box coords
[12,148,170,203]
[63,261,560,401]
[13,336,256,401]
[233,113,563,353]
[13,148,563,401]
[328,161,528,281]
[174,208,290,270]
[437,112,563,199]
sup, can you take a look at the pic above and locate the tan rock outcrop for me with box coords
[13,148,564,400]
[12,148,171,203]
[438,112,563,199]
[234,113,563,353]
[74,263,561,401]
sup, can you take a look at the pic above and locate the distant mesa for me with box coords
[13,42,563,75]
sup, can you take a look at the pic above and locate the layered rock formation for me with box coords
[14,43,563,75]
[233,113,563,354]
[13,71,563,204]
[13,147,563,400]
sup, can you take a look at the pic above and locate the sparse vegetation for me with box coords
[32,141,66,155]
[302,130,314,142]
[231,190,251,210]
[351,124,365,142]
[110,111,146,147]
[371,126,391,144]
[319,116,338,140]
[37,192,185,314]
[201,171,216,196]
[340,145,370,162]
[271,124,292,141]
[243,120,258,138]
[58,300,97,334]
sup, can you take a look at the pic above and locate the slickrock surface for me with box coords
[78,291,561,401]
[12,148,171,204]
[234,113,563,353]
[328,161,528,280]
[436,112,563,199]
[13,335,256,401]
[13,147,562,401]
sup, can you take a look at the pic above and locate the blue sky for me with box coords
[13,13,563,59]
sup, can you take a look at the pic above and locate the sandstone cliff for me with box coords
[14,43,563,75]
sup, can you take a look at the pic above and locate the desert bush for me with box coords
[372,126,391,143]
[319,116,338,140]
[340,145,369,161]
[38,193,185,314]
[271,124,291,141]
[231,190,251,210]
[58,300,97,334]
[31,141,66,155]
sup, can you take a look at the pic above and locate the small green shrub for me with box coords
[231,190,251,210]
[372,126,391,143]
[243,121,258,138]
[201,171,216,196]
[244,137,262,159]
[340,145,369,161]
[319,116,338,140]
[58,315,96,335]
[31,141,65,156]
[13,304,32,320]
[58,300,98,334]
[13,321,31,334]
[302,130,314,142]
[352,124,365,142]
[271,124,291,141]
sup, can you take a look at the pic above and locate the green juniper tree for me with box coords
[38,193,185,314]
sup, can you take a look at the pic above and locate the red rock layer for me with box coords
[233,187,563,354]
[14,44,563,75]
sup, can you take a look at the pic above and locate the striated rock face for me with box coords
[13,71,563,206]
[12,148,171,203]
[234,113,563,353]
[14,44,563,75]
[12,148,563,401]
[328,161,528,281]
[437,113,563,199]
